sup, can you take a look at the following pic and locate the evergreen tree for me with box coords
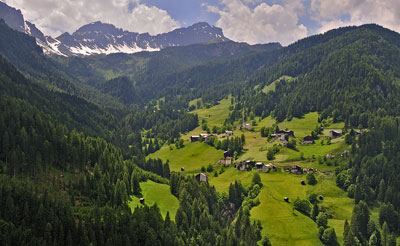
[321,228,339,246]
[252,173,262,186]
[311,203,319,221]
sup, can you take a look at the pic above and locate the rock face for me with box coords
[54,21,230,56]
[0,2,230,56]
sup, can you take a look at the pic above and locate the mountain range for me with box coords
[2,1,400,245]
[0,1,230,56]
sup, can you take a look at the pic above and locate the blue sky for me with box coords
[4,0,400,46]
[139,0,221,26]
[140,0,318,34]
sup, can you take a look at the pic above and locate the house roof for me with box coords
[303,135,313,141]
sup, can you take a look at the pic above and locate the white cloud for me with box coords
[311,0,400,34]
[3,0,180,37]
[205,0,307,45]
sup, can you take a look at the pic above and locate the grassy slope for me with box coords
[278,112,319,138]
[241,113,349,162]
[190,96,232,127]
[209,167,254,192]
[147,142,223,173]
[128,180,179,220]
[148,98,354,245]
[262,75,294,94]
[211,168,354,246]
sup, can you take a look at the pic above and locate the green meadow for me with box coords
[147,99,355,245]
[147,141,223,173]
[129,180,180,220]
[210,168,354,246]
[190,96,232,127]
[262,75,294,94]
[209,166,255,192]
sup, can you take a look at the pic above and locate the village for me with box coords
[187,124,350,184]
[145,103,356,245]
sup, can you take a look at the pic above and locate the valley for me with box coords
[1,2,400,245]
[145,98,356,245]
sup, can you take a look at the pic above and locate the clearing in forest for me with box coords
[147,141,223,172]
[129,180,179,220]
[190,96,232,127]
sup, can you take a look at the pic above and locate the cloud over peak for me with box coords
[205,0,308,46]
[4,0,180,37]
[311,0,400,34]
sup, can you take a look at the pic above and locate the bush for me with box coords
[307,172,317,185]
[308,193,318,204]
[261,236,272,246]
[267,149,275,160]
[252,173,262,186]
[293,197,311,216]
[316,212,328,228]
[321,228,339,246]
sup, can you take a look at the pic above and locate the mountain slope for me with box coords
[55,21,230,56]
[54,41,281,85]
[241,24,400,126]
[0,2,230,56]
[0,52,117,138]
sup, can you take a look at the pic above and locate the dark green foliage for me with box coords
[261,236,272,246]
[321,228,339,246]
[135,157,171,178]
[317,212,328,229]
[206,135,245,155]
[232,24,400,128]
[267,145,280,160]
[293,198,312,216]
[379,203,398,233]
[260,126,274,138]
[311,203,320,221]
[306,172,317,185]
[351,201,370,242]
[97,76,141,105]
[169,173,261,245]
[228,180,247,209]
[252,172,262,186]
[336,117,400,238]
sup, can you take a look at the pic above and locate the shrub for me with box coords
[293,197,311,216]
[307,172,317,185]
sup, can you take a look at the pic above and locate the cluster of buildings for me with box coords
[190,133,215,143]
[270,129,295,146]
[235,160,277,172]
[301,130,344,145]
[190,130,235,143]
[286,165,318,175]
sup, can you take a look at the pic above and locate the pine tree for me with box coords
[131,172,141,195]
[311,203,319,221]
[321,227,339,246]
[377,179,386,202]
[381,222,389,246]
[368,233,379,246]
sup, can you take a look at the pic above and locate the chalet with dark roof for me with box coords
[190,135,200,142]
[329,130,341,138]
[196,173,209,182]
[303,135,314,144]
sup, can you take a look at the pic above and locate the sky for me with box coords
[3,0,400,46]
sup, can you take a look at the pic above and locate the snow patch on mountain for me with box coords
[0,2,229,57]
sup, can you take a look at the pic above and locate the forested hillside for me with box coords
[239,25,400,126]
[0,51,262,245]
